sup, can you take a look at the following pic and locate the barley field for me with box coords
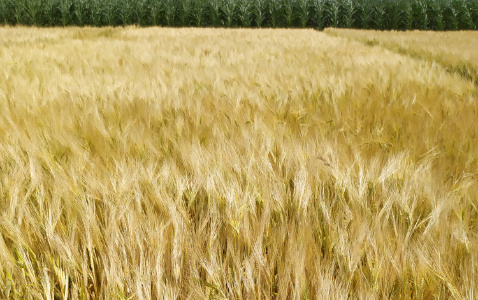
[326,28,478,84]
[0,27,477,299]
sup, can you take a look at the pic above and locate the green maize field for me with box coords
[0,0,477,30]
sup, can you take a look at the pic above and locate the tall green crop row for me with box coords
[472,0,478,28]
[0,0,476,29]
[253,0,267,27]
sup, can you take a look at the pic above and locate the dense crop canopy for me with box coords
[0,0,477,29]
[0,26,478,299]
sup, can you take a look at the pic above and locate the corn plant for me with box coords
[73,0,90,26]
[12,0,24,24]
[340,0,354,28]
[252,0,267,27]
[178,0,192,26]
[4,0,17,24]
[135,0,149,26]
[163,0,176,26]
[385,0,401,29]
[455,0,473,29]
[413,0,428,30]
[444,0,459,29]
[100,0,117,26]
[280,0,292,27]
[42,0,58,26]
[149,0,161,26]
[470,1,478,28]
[371,0,387,29]
[221,0,236,27]
[209,0,222,26]
[294,0,309,27]
[402,0,414,30]
[192,0,207,26]
[89,0,100,25]
[238,0,252,27]
[59,0,72,26]
[0,0,8,24]
[24,0,43,25]
[472,0,478,28]
[268,0,281,27]
[4,0,18,24]
[428,0,444,30]
[118,0,135,26]
[356,0,371,29]
[311,0,325,29]
[2,0,15,24]
[328,0,341,27]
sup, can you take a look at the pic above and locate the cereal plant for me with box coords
[252,0,267,27]
[1,0,473,29]
[1,27,477,299]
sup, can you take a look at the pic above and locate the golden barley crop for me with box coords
[0,27,477,299]
[326,28,478,84]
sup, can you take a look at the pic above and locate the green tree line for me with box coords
[0,0,477,30]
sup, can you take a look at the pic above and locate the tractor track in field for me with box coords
[325,30,478,88]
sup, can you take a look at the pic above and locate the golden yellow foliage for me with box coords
[326,28,478,84]
[0,27,477,299]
